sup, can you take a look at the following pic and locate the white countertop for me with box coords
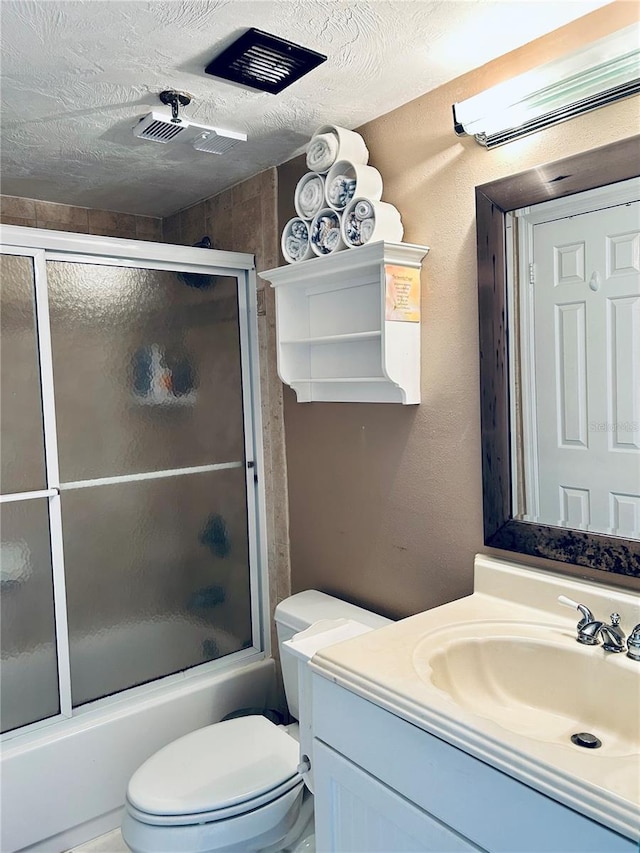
[310,555,640,840]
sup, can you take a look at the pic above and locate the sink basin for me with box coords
[313,556,640,838]
[413,621,640,757]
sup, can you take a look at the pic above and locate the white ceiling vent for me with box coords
[134,112,190,143]
[193,128,247,155]
[133,91,246,155]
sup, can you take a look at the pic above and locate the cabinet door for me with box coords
[313,741,482,853]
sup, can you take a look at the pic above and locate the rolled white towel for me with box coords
[285,236,299,259]
[311,211,342,254]
[354,200,373,220]
[328,175,356,208]
[324,228,341,251]
[327,176,344,206]
[285,235,306,262]
[306,132,339,173]
[343,206,375,246]
[298,175,324,219]
[360,218,375,243]
[311,215,330,249]
[290,219,308,240]
[282,218,310,262]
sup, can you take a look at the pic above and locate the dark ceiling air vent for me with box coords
[205,28,327,94]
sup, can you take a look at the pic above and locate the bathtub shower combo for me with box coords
[0,227,270,852]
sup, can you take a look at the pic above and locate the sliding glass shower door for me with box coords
[0,252,59,732]
[0,237,263,733]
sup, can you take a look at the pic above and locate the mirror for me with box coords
[476,135,640,578]
[507,178,639,539]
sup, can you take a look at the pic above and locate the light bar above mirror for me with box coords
[453,25,640,148]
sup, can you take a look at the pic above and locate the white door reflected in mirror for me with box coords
[508,178,640,539]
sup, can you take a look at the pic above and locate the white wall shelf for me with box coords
[261,241,429,404]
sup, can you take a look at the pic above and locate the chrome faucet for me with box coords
[627,625,640,661]
[578,613,626,653]
[558,595,595,639]
[558,596,627,654]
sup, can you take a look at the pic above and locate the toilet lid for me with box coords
[127,715,300,816]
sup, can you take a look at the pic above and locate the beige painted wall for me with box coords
[278,3,640,619]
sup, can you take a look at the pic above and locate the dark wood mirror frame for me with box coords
[476,134,640,578]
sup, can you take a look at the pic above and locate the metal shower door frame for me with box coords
[0,224,270,739]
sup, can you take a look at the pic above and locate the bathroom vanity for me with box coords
[309,556,639,852]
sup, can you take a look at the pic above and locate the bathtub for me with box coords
[1,619,273,853]
[2,615,247,729]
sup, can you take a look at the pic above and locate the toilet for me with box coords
[121,591,390,853]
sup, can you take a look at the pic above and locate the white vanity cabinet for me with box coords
[261,241,429,404]
[313,741,480,852]
[311,674,635,853]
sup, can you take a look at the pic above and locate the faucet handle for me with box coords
[558,595,595,630]
[600,613,626,652]
[627,624,640,661]
[609,613,622,630]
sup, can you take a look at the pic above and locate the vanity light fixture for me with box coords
[452,24,640,148]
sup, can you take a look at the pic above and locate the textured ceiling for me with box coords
[0,0,609,217]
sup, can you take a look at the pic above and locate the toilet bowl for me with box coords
[122,591,390,853]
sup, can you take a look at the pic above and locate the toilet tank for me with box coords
[275,590,391,720]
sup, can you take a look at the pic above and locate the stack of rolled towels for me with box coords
[281,124,404,263]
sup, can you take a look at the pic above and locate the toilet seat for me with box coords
[122,783,307,853]
[127,716,301,825]
[126,775,304,827]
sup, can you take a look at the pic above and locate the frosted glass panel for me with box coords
[62,467,252,706]
[0,254,47,494]
[0,499,59,732]
[47,262,245,481]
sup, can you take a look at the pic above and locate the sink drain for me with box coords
[571,732,602,749]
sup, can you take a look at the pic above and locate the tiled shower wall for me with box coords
[0,196,162,240]
[163,168,290,662]
[1,170,290,675]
